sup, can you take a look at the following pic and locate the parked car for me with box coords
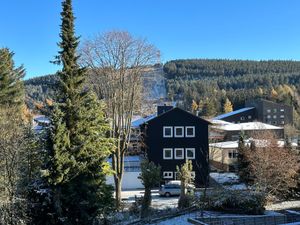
[159,181,195,197]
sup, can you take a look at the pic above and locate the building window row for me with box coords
[163,126,195,138]
[266,108,285,113]
[163,171,195,179]
[163,148,195,160]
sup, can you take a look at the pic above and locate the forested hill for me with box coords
[24,59,300,127]
[164,59,300,79]
[24,74,58,109]
[163,59,300,127]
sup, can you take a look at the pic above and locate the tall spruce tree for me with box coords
[44,0,114,224]
[0,48,25,107]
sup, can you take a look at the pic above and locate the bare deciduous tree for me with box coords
[246,131,299,199]
[0,107,27,225]
[79,31,160,209]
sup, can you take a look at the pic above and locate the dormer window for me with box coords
[163,126,173,138]
[174,126,184,137]
[185,126,195,137]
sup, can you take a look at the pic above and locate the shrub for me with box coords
[199,189,266,215]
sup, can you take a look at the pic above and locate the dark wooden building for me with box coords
[245,99,293,126]
[141,106,211,187]
[213,99,293,126]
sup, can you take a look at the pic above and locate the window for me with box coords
[267,109,271,113]
[163,126,173,138]
[267,115,271,119]
[174,172,179,180]
[240,116,245,121]
[175,148,184,159]
[185,126,195,137]
[248,115,252,119]
[163,171,173,179]
[280,115,284,118]
[273,121,277,125]
[163,148,173,159]
[273,109,277,113]
[273,115,277,119]
[229,151,238,158]
[280,109,285,112]
[228,152,233,158]
[281,120,285,125]
[186,148,195,159]
[174,126,184,137]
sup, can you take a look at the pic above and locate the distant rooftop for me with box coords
[213,107,255,120]
[131,114,156,128]
[212,121,283,131]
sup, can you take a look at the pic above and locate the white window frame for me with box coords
[163,148,173,160]
[280,115,284,118]
[174,148,184,159]
[273,115,277,119]
[280,109,285,112]
[185,126,195,137]
[163,171,173,179]
[186,148,195,159]
[174,126,184,137]
[163,126,173,138]
[248,115,252,119]
[267,109,271,113]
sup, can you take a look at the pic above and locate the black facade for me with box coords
[214,107,256,124]
[141,107,210,187]
[245,99,293,126]
[214,99,293,126]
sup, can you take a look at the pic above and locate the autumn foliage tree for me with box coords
[223,98,233,113]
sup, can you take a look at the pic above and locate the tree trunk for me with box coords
[140,187,151,219]
[114,176,122,210]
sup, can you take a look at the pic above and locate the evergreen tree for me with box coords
[43,0,114,224]
[237,132,251,183]
[223,97,233,113]
[0,48,25,108]
[138,159,161,218]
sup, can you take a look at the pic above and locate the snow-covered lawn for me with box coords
[266,201,300,210]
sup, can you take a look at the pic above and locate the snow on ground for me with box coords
[150,212,198,225]
[266,201,300,210]
[121,189,179,210]
[224,183,248,190]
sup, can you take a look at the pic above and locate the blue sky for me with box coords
[1,0,300,79]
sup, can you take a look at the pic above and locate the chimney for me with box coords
[157,104,173,116]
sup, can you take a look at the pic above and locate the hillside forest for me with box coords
[25,59,300,128]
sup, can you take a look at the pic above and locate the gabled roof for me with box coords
[143,107,211,125]
[213,107,255,120]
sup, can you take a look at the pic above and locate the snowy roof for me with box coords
[131,114,156,128]
[33,115,50,124]
[210,141,239,149]
[213,107,255,120]
[210,139,297,149]
[213,121,283,131]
